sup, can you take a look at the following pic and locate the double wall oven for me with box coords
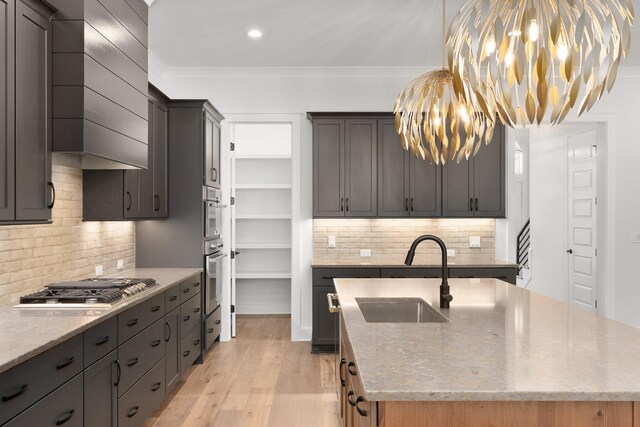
[203,187,227,348]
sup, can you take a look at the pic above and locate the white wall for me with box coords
[149,59,640,328]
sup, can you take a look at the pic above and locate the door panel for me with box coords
[83,350,117,427]
[153,100,168,217]
[204,112,218,187]
[138,99,155,217]
[313,119,344,217]
[567,131,597,312]
[344,120,376,217]
[377,119,409,217]
[0,0,14,221]
[442,155,473,217]
[409,154,441,217]
[473,126,505,217]
[15,1,50,221]
[123,170,141,218]
[211,121,221,189]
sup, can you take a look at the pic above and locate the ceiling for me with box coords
[149,0,640,68]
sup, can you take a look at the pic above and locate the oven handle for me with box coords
[207,253,228,262]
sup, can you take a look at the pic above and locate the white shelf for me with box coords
[236,272,292,279]
[236,213,292,219]
[235,154,291,159]
[235,242,292,249]
[235,184,292,189]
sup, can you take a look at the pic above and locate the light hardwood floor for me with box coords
[145,315,340,427]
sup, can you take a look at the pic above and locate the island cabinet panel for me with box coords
[378,401,635,427]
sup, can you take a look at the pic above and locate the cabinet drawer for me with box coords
[117,318,165,397]
[4,373,83,427]
[180,294,201,338]
[180,322,201,374]
[84,316,118,367]
[0,334,83,425]
[380,268,441,278]
[449,267,517,285]
[118,358,166,427]
[179,274,201,303]
[204,306,221,351]
[118,292,165,344]
[165,284,181,312]
[312,268,380,286]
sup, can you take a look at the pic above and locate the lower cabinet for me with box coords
[117,358,166,427]
[165,307,180,394]
[312,285,338,353]
[84,350,117,427]
[204,305,222,351]
[5,374,83,427]
[180,322,202,374]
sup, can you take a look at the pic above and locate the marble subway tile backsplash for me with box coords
[313,218,496,264]
[0,163,135,307]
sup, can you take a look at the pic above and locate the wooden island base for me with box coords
[375,401,640,427]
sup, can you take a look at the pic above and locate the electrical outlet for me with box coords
[469,236,481,248]
[328,236,336,248]
[360,249,372,257]
[632,232,640,244]
[95,265,103,276]
[117,259,124,270]
[447,249,456,257]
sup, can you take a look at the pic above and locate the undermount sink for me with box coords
[356,297,449,323]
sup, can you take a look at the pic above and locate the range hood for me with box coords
[49,0,149,169]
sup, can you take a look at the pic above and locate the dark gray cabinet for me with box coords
[442,125,506,218]
[83,84,169,221]
[165,307,180,394]
[312,117,377,218]
[377,119,441,217]
[117,358,165,427]
[0,0,54,224]
[83,350,117,427]
[204,111,221,189]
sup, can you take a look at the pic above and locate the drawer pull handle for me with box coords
[127,318,139,327]
[183,350,190,357]
[151,339,161,348]
[169,295,178,302]
[215,320,221,325]
[321,276,335,280]
[151,305,161,312]
[347,361,357,376]
[127,357,139,367]
[347,392,367,416]
[194,282,200,287]
[193,339,200,346]
[114,360,121,386]
[183,315,191,322]
[55,409,75,425]
[127,406,139,418]
[56,356,75,370]
[1,384,28,402]
[193,307,200,313]
[151,382,162,392]
[183,288,191,294]
[95,336,110,346]
[208,328,214,333]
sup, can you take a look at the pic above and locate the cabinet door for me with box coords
[377,119,409,217]
[123,169,141,218]
[165,307,180,394]
[0,0,14,221]
[204,111,220,188]
[442,154,474,217]
[312,285,338,352]
[409,153,441,217]
[14,0,51,221]
[344,119,376,217]
[313,119,344,217]
[152,99,168,217]
[473,125,505,217]
[84,350,117,427]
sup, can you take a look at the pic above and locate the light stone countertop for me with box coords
[335,278,640,402]
[0,268,202,375]
[312,258,518,268]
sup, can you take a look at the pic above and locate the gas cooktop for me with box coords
[18,278,157,308]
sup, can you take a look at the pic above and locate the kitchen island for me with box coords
[334,278,640,426]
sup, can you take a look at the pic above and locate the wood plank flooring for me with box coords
[145,315,340,427]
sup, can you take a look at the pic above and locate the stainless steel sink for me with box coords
[356,297,449,323]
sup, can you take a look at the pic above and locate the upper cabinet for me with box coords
[0,0,56,225]
[83,84,169,220]
[204,110,221,189]
[310,113,505,219]
[48,0,149,168]
[312,117,377,217]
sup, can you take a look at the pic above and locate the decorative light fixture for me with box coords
[447,0,635,127]
[394,0,496,164]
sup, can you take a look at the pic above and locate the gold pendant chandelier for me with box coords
[394,0,496,164]
[447,0,635,127]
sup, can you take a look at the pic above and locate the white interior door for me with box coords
[230,128,237,337]
[567,131,598,312]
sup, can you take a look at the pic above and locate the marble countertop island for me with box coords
[0,268,202,374]
[335,278,640,402]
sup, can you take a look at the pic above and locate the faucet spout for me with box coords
[404,235,453,309]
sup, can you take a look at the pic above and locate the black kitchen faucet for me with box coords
[404,235,453,309]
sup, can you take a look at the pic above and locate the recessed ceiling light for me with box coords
[248,29,263,39]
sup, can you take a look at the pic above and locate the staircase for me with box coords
[516,219,532,287]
